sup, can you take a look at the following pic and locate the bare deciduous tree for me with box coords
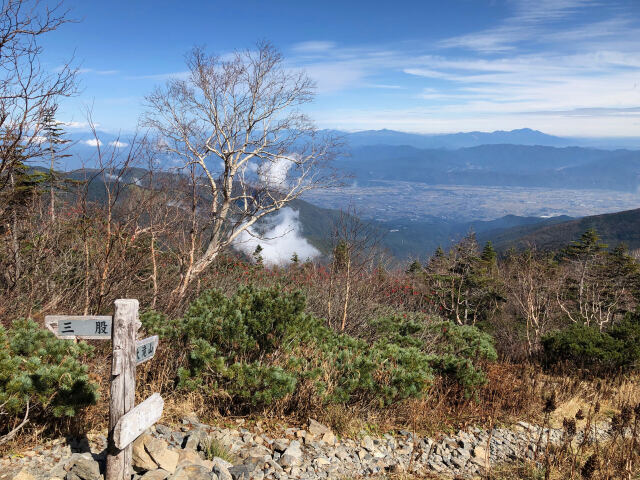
[143,42,339,305]
[0,0,76,197]
[503,248,560,355]
[328,206,384,331]
[0,0,76,293]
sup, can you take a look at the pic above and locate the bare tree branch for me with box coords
[143,41,341,305]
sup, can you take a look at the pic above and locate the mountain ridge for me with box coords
[485,207,640,253]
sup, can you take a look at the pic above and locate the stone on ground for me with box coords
[145,437,179,474]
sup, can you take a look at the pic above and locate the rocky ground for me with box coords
[1,417,613,480]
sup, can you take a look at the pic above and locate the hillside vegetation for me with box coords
[3,171,640,478]
[487,207,640,253]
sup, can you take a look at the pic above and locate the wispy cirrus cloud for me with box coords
[126,71,190,81]
[292,40,336,53]
[438,0,600,52]
[78,68,119,75]
[62,121,93,129]
[293,0,640,136]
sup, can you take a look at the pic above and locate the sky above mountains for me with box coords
[41,0,640,137]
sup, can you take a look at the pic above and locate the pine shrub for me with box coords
[0,319,99,433]
[141,285,497,412]
[542,313,640,374]
[370,313,497,390]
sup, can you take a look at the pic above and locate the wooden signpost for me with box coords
[45,299,163,480]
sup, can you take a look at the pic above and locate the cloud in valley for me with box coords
[233,208,320,266]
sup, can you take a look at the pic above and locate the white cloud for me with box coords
[438,0,599,52]
[127,71,190,81]
[84,139,102,147]
[78,68,118,75]
[108,140,128,148]
[291,3,637,137]
[292,41,336,53]
[246,161,258,173]
[302,61,367,93]
[63,121,93,130]
[362,83,404,90]
[258,155,295,188]
[233,208,320,265]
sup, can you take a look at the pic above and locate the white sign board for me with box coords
[136,335,159,365]
[45,315,112,339]
[113,393,164,449]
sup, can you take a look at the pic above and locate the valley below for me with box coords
[307,180,640,223]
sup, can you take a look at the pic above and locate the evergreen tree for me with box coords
[41,105,70,221]
[332,240,350,272]
[406,260,423,275]
[558,230,638,328]
[480,241,498,275]
[0,140,47,289]
[481,241,497,264]
[426,233,504,325]
[252,245,264,265]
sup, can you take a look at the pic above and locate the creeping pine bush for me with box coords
[369,314,498,391]
[0,319,99,431]
[142,285,497,412]
[542,312,640,374]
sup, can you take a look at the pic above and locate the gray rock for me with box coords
[140,469,170,480]
[155,425,172,436]
[228,464,255,480]
[181,414,199,425]
[170,464,216,480]
[11,469,36,480]
[183,429,206,451]
[64,455,101,480]
[278,440,302,468]
[212,462,232,480]
[360,436,374,452]
[145,438,179,474]
[307,419,330,437]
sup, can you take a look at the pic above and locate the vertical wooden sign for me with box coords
[47,300,163,480]
[106,299,140,480]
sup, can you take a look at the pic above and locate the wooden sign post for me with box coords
[106,299,139,480]
[45,299,163,480]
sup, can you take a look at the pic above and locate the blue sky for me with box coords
[41,0,640,137]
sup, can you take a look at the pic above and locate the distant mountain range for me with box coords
[39,127,640,261]
[337,128,640,150]
[335,144,640,192]
[37,127,640,173]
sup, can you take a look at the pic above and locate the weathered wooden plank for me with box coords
[45,315,112,339]
[106,299,139,480]
[113,393,164,450]
[136,335,159,365]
